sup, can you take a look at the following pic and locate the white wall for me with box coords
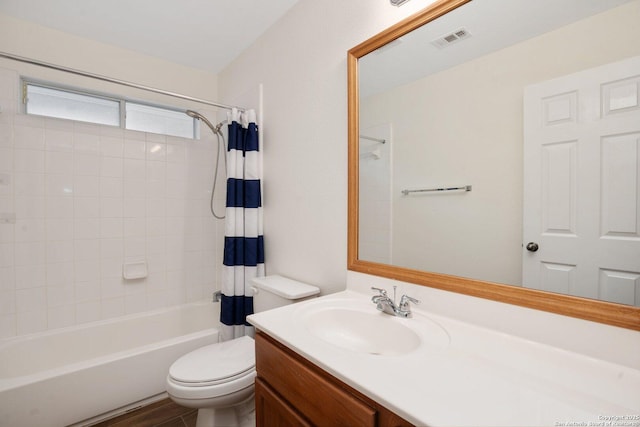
[360,1,640,285]
[218,0,439,295]
[0,14,226,338]
[217,0,640,357]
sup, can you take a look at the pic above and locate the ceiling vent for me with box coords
[431,28,472,49]
[390,0,412,6]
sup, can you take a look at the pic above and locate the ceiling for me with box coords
[0,0,300,74]
[359,0,634,98]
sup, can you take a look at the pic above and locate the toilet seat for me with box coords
[167,336,256,399]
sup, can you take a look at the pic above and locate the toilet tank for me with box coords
[251,275,320,313]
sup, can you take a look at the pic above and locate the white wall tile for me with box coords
[14,196,45,218]
[123,139,146,160]
[74,197,100,218]
[100,218,123,239]
[0,313,17,339]
[15,286,46,312]
[75,280,100,302]
[123,178,145,199]
[46,219,74,241]
[14,241,46,266]
[146,142,166,161]
[46,197,74,218]
[99,176,122,198]
[74,133,100,154]
[100,197,123,218]
[47,285,74,307]
[100,157,123,178]
[76,300,101,324]
[14,218,45,242]
[100,238,123,259]
[46,262,73,287]
[124,198,146,217]
[14,148,44,173]
[45,174,73,197]
[0,290,16,314]
[123,217,146,238]
[124,158,146,180]
[101,297,124,319]
[74,175,100,197]
[74,218,100,240]
[124,293,147,314]
[47,240,74,263]
[146,236,166,255]
[1,70,221,337]
[146,217,165,236]
[45,129,73,152]
[47,304,75,329]
[100,136,124,158]
[45,151,74,174]
[0,267,15,291]
[15,264,45,289]
[0,124,13,148]
[13,173,45,196]
[124,237,146,257]
[74,239,100,261]
[0,242,14,268]
[0,147,12,171]
[166,143,186,163]
[14,125,44,150]
[101,257,123,279]
[74,153,100,176]
[16,309,46,335]
[75,259,100,282]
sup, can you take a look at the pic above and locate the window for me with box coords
[25,84,120,126]
[24,81,196,139]
[125,102,194,139]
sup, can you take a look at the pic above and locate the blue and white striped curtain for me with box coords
[220,108,264,341]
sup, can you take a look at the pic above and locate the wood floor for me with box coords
[91,399,197,427]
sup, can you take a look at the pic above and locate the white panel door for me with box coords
[523,56,640,306]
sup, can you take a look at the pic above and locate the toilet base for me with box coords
[195,395,255,427]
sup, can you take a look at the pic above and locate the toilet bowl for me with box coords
[166,275,320,427]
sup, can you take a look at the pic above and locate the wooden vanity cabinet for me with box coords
[255,331,415,427]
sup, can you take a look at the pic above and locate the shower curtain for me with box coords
[220,108,264,341]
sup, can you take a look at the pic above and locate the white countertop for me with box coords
[247,289,640,427]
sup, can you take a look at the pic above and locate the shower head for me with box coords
[186,109,220,134]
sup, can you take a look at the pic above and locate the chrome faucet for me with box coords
[371,286,420,318]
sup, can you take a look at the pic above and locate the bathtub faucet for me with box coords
[212,290,222,303]
[371,286,420,318]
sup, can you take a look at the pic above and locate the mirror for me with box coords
[348,0,640,330]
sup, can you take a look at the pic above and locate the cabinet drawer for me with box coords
[256,332,377,427]
[255,378,312,427]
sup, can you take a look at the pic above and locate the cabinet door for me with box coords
[256,333,377,427]
[255,378,312,427]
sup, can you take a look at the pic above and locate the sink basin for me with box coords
[302,307,421,356]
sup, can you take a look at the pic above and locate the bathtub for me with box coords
[0,302,219,427]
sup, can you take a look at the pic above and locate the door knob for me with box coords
[526,242,539,252]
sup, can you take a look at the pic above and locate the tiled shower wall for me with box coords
[0,66,224,339]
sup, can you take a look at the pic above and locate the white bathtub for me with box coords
[0,302,219,427]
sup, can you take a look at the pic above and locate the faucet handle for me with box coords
[371,287,388,297]
[399,294,420,308]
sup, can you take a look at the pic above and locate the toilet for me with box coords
[166,275,320,427]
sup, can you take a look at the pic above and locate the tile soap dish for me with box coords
[123,261,148,280]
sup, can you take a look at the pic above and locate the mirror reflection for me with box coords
[357,0,640,306]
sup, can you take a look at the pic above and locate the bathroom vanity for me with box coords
[248,288,640,427]
[254,331,413,427]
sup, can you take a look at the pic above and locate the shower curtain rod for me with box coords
[0,51,245,112]
[359,134,386,144]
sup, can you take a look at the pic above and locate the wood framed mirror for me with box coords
[347,0,640,330]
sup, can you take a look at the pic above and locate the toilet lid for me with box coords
[169,335,255,384]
